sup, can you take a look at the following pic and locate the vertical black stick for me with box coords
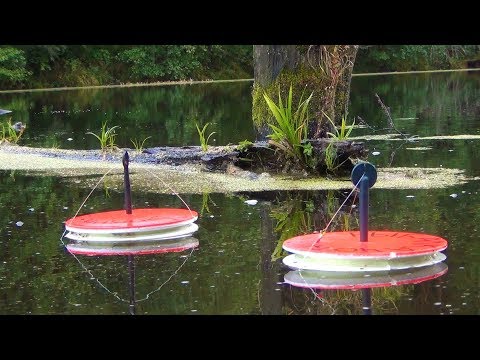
[360,175,369,242]
[122,151,132,215]
[128,255,136,315]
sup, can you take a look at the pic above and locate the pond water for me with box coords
[1,71,480,315]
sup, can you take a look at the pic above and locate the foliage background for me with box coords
[0,45,479,89]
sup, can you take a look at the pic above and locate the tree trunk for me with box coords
[252,45,359,141]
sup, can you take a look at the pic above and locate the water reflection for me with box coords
[2,72,480,314]
[283,263,448,315]
[264,190,359,262]
[0,82,254,149]
[64,237,199,315]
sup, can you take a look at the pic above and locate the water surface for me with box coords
[1,72,480,315]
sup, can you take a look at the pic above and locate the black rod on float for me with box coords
[122,151,132,214]
[351,162,377,243]
[359,175,369,242]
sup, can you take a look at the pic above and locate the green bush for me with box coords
[0,47,31,87]
[355,45,480,72]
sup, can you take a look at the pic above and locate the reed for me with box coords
[195,122,216,152]
[263,84,313,167]
[86,121,120,151]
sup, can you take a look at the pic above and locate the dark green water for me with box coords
[1,72,480,315]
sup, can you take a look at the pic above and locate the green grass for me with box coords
[0,119,25,144]
[86,121,120,151]
[236,139,254,152]
[324,113,356,172]
[263,84,314,167]
[130,136,151,153]
[195,122,216,152]
[325,113,355,141]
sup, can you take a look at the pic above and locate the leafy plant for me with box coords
[323,113,355,172]
[324,143,337,172]
[263,84,314,166]
[86,121,120,151]
[0,119,26,144]
[236,139,254,152]
[195,122,216,152]
[130,136,151,153]
[325,113,355,141]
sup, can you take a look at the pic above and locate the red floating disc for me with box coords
[66,237,199,256]
[283,231,447,259]
[65,208,198,234]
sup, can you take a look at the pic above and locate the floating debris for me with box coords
[406,147,433,151]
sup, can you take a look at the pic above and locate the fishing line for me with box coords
[60,158,198,308]
[141,165,195,217]
[304,172,364,253]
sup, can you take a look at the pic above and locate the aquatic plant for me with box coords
[323,113,355,172]
[325,112,355,141]
[263,85,314,164]
[195,122,216,152]
[0,119,26,144]
[130,136,151,153]
[236,139,254,152]
[86,121,120,151]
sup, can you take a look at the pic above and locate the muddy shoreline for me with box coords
[0,144,476,194]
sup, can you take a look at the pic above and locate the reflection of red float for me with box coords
[66,236,199,256]
[284,262,448,290]
[64,235,199,315]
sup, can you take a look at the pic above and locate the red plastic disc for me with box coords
[65,208,198,234]
[66,237,199,256]
[283,231,448,259]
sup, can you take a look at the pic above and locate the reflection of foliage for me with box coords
[2,81,254,150]
[270,196,313,261]
[200,192,216,216]
[271,191,359,261]
[285,285,409,315]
